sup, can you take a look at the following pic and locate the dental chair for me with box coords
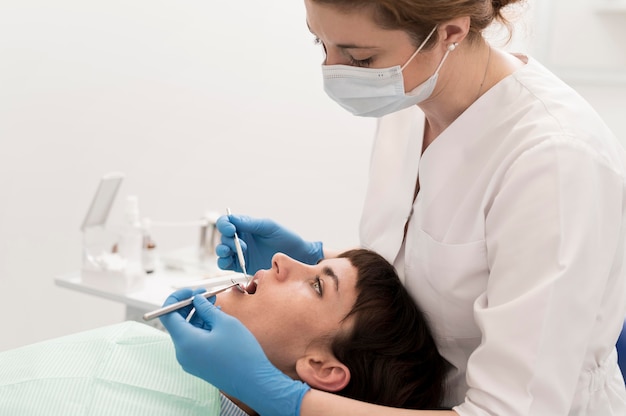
[618,320,626,383]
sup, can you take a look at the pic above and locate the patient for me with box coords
[206,248,447,414]
[0,248,443,415]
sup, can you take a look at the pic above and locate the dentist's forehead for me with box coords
[305,2,397,41]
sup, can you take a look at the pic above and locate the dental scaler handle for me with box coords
[143,283,240,321]
[227,208,250,284]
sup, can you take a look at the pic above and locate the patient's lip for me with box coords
[245,280,257,294]
[245,271,262,294]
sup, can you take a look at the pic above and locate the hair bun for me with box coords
[493,0,522,12]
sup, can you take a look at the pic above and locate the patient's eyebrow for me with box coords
[322,266,339,292]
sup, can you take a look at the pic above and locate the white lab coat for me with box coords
[360,56,626,415]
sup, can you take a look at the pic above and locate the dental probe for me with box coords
[142,282,242,321]
[227,208,251,284]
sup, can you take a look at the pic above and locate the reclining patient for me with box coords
[0,249,445,415]
[170,248,447,414]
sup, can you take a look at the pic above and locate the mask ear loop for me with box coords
[431,42,458,74]
[400,25,439,71]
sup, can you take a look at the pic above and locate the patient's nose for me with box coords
[272,253,306,282]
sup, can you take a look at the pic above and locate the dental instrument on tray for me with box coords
[142,282,243,321]
[227,208,251,285]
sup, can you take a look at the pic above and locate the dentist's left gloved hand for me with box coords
[216,214,324,275]
[159,289,310,416]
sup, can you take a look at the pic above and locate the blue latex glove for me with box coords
[159,289,310,416]
[215,214,323,274]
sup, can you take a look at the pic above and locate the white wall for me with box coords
[530,0,626,142]
[1,0,624,351]
[0,0,375,351]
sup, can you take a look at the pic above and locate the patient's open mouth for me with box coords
[244,271,261,295]
[245,279,258,294]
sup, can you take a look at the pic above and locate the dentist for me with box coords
[160,0,626,415]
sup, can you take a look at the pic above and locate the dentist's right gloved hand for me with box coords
[216,214,323,274]
[160,291,310,416]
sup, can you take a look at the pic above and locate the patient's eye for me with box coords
[312,277,323,297]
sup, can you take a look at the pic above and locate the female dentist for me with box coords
[159,0,626,415]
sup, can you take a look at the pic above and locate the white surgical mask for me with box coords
[322,26,454,117]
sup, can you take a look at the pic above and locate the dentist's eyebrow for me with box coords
[305,21,377,50]
[322,266,339,292]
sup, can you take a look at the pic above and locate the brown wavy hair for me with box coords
[330,249,447,409]
[310,0,525,47]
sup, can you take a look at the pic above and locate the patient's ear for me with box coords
[295,351,350,392]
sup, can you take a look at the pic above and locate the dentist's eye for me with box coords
[348,56,373,67]
[312,277,323,297]
[313,37,327,56]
